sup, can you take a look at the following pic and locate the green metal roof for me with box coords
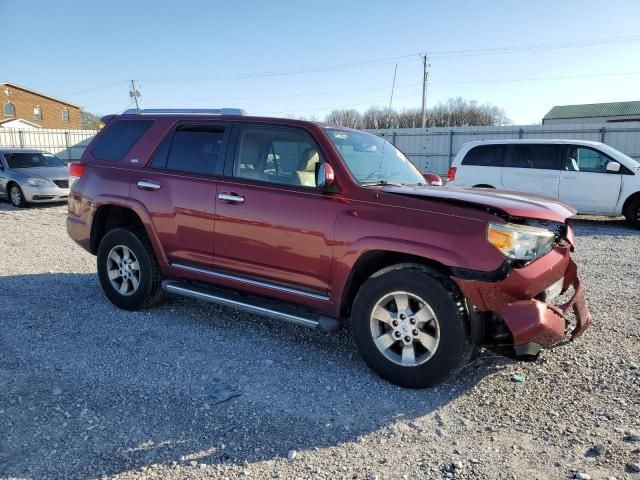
[543,100,640,120]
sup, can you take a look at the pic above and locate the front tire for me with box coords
[9,184,28,208]
[624,197,640,229]
[351,264,473,388]
[97,228,164,310]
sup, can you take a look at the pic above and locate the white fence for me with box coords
[369,122,640,176]
[0,128,98,162]
[2,122,640,174]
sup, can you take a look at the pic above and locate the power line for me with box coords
[134,70,640,107]
[51,35,640,101]
[137,35,640,84]
[256,70,640,116]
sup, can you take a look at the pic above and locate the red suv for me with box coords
[67,108,591,388]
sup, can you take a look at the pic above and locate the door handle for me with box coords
[564,175,578,180]
[218,192,245,204]
[137,180,161,191]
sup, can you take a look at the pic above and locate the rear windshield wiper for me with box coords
[361,180,406,188]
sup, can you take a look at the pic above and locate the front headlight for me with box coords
[26,178,50,186]
[487,222,556,261]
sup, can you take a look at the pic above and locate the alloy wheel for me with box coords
[106,245,141,296]
[369,291,440,367]
[10,186,22,206]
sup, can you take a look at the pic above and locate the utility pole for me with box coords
[129,80,141,109]
[420,54,430,128]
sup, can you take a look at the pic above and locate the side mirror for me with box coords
[315,163,335,189]
[423,173,443,186]
[606,161,621,173]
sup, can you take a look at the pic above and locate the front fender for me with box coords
[330,236,474,313]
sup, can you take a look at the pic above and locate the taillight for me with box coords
[447,166,457,182]
[69,162,86,187]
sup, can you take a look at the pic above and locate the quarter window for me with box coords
[3,103,15,117]
[165,125,225,176]
[91,120,153,162]
[565,146,612,173]
[461,145,505,167]
[235,126,322,188]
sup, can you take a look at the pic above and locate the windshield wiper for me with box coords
[361,179,406,188]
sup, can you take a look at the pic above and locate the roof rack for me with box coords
[122,108,248,116]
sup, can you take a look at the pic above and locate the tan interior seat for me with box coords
[296,148,319,187]
[237,136,264,180]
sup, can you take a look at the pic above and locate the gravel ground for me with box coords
[0,201,638,480]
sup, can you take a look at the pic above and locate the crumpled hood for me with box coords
[12,166,68,181]
[382,185,576,223]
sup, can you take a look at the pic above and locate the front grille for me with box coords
[53,179,69,189]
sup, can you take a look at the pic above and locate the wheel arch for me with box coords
[622,191,640,216]
[339,250,453,319]
[90,205,145,254]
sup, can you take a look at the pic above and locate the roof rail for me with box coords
[122,108,248,116]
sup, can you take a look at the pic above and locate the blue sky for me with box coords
[3,0,640,124]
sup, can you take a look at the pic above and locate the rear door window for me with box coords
[462,145,505,166]
[91,120,153,161]
[506,144,560,170]
[164,125,226,176]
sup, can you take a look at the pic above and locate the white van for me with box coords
[447,139,640,227]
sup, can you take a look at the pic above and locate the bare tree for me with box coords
[361,106,399,129]
[324,109,363,128]
[326,97,510,129]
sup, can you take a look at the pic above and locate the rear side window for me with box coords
[462,145,505,167]
[507,145,560,170]
[165,125,226,176]
[91,120,152,161]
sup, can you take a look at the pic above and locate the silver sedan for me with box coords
[0,149,70,207]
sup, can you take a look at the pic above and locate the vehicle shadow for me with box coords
[0,198,67,211]
[0,272,513,479]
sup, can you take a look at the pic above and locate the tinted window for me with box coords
[506,144,560,170]
[235,126,322,188]
[91,120,152,162]
[565,146,612,173]
[165,125,225,175]
[149,133,174,169]
[462,145,505,167]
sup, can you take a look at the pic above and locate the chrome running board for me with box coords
[163,281,341,332]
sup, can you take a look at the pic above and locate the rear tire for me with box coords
[624,196,640,229]
[9,184,28,208]
[97,228,165,310]
[351,264,473,388]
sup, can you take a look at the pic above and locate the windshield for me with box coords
[599,144,640,169]
[325,128,425,186]
[4,152,66,169]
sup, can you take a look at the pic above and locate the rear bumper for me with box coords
[453,246,591,349]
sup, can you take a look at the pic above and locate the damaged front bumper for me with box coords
[452,245,592,354]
